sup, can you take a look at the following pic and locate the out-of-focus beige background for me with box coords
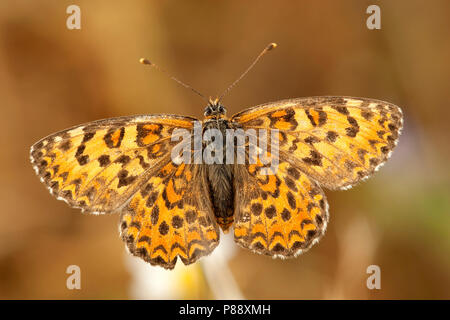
[0,1,449,299]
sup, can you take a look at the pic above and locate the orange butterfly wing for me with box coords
[230,96,402,257]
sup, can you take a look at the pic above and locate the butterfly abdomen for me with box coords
[203,118,235,232]
[206,163,234,232]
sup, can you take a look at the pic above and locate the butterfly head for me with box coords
[204,97,227,118]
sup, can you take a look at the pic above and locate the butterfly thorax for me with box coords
[202,102,235,232]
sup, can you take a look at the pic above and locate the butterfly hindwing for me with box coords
[120,161,220,269]
[233,160,328,257]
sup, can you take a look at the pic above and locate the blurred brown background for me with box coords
[0,0,449,299]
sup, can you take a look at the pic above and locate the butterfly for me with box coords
[30,43,403,269]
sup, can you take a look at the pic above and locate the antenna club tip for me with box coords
[139,58,152,65]
[267,43,277,50]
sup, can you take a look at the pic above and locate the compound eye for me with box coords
[218,105,225,113]
[204,106,212,116]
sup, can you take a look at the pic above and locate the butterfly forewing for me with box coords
[30,115,196,213]
[231,96,403,190]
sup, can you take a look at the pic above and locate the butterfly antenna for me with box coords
[218,42,277,102]
[139,58,209,103]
